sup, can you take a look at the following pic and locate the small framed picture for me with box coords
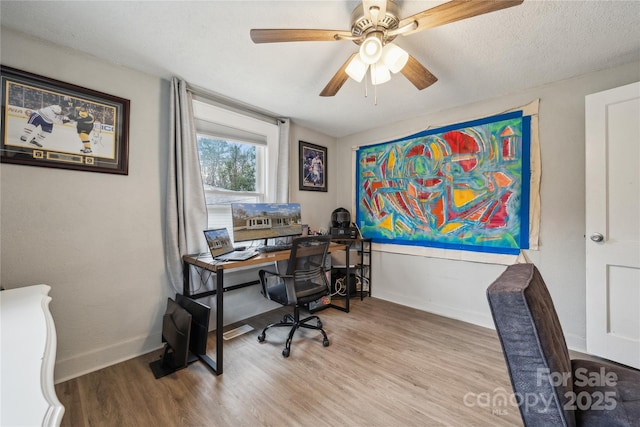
[1,65,130,174]
[299,140,327,192]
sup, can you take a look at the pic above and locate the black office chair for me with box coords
[257,235,331,357]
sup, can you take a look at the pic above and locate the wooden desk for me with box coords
[182,242,346,375]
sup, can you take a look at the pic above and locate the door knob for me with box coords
[590,233,604,242]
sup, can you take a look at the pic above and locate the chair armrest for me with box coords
[258,269,291,294]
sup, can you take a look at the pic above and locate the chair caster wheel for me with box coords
[323,338,330,347]
[258,333,265,342]
[282,348,290,357]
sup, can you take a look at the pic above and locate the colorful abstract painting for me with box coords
[356,111,531,255]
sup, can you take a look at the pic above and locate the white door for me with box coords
[585,81,640,369]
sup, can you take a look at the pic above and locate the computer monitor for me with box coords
[162,298,191,369]
[176,294,210,356]
[231,203,302,243]
[149,298,192,378]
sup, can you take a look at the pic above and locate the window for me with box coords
[192,99,280,236]
[197,134,262,231]
[198,136,258,193]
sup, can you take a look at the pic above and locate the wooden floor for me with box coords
[55,298,524,427]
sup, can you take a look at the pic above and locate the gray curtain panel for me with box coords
[165,77,208,292]
[276,118,290,203]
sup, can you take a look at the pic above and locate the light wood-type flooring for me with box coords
[55,297,526,426]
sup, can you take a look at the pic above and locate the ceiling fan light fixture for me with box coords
[381,43,409,73]
[359,33,383,64]
[345,54,369,83]
[370,61,391,85]
[252,0,526,97]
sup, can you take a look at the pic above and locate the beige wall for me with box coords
[0,28,338,381]
[1,29,172,381]
[336,61,640,351]
[289,125,339,232]
[3,25,638,382]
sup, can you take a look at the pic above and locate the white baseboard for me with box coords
[54,295,588,383]
[375,291,495,330]
[54,299,277,383]
[377,292,589,355]
[54,332,163,383]
[564,332,587,353]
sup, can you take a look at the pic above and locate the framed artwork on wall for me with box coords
[356,110,532,256]
[299,140,327,192]
[1,65,130,175]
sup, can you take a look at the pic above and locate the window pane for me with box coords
[197,135,257,193]
[197,134,264,231]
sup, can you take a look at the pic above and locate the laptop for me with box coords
[203,228,258,262]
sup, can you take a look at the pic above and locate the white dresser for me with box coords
[1,285,65,426]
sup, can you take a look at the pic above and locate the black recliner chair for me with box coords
[257,235,332,357]
[487,263,640,426]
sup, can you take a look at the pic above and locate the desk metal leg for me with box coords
[327,246,350,313]
[344,253,350,312]
[214,269,223,375]
[195,269,223,376]
[183,261,190,296]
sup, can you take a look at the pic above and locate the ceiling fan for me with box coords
[250,0,523,97]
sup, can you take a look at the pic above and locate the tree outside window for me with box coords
[197,134,262,230]
[197,135,256,192]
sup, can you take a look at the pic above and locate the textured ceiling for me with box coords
[2,1,639,138]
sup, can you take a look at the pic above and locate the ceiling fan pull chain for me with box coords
[374,81,378,106]
[370,65,378,106]
[364,71,369,98]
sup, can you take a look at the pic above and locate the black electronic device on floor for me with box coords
[149,298,193,378]
[149,295,212,379]
[176,294,210,357]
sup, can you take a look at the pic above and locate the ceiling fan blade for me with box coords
[398,0,524,35]
[401,55,438,90]
[250,29,353,43]
[320,53,358,97]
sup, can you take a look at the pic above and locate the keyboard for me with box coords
[216,249,259,261]
[257,244,292,253]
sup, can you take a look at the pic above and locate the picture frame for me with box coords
[299,140,327,192]
[1,65,130,175]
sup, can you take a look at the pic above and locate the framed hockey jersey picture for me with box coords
[1,66,129,175]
